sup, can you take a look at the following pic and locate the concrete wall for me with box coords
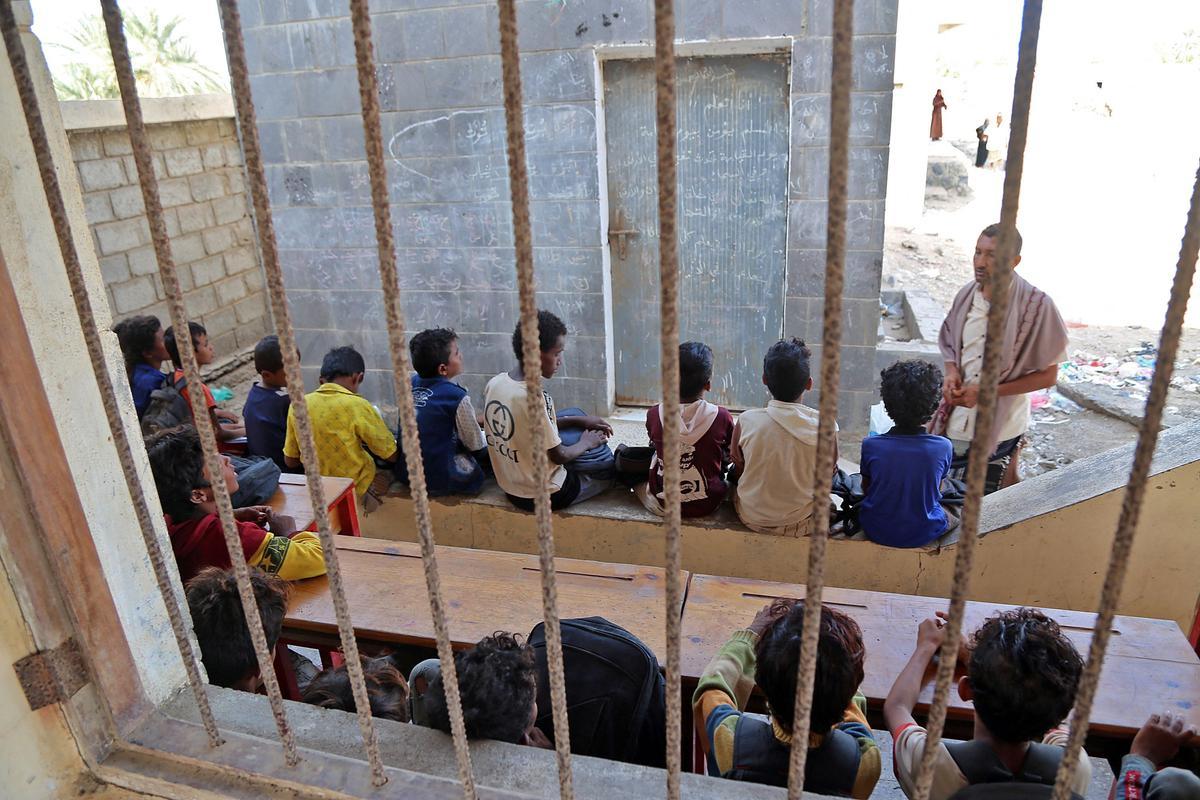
[63,95,272,356]
[241,0,898,423]
[2,1,187,705]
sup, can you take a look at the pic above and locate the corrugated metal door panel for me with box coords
[603,55,789,409]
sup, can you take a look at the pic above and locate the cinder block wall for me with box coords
[242,0,896,424]
[67,100,272,357]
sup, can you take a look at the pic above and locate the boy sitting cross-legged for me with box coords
[112,314,170,419]
[147,425,326,585]
[186,566,289,692]
[859,360,956,548]
[164,321,245,441]
[731,338,837,536]
[885,608,1091,800]
[395,328,489,497]
[242,335,294,471]
[637,341,734,518]
[484,310,614,511]
[693,599,880,796]
[283,346,399,512]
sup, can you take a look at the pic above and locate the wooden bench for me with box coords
[681,573,1200,745]
[281,536,683,663]
[268,474,360,537]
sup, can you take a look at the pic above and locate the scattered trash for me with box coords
[212,386,234,403]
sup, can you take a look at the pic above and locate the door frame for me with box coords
[592,37,795,410]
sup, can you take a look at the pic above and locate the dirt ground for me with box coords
[884,184,1200,478]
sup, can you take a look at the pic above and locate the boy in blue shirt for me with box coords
[396,328,488,496]
[859,360,954,548]
[242,335,293,470]
[112,314,170,419]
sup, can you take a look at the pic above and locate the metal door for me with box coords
[603,55,789,409]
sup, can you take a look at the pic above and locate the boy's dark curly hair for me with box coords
[253,335,284,374]
[164,320,207,368]
[763,338,812,403]
[426,633,537,743]
[512,310,567,363]
[186,566,289,689]
[755,600,866,735]
[303,654,411,722]
[968,608,1083,742]
[879,360,944,428]
[146,425,207,521]
[410,328,457,379]
[320,346,366,381]
[679,341,714,401]
[112,314,163,373]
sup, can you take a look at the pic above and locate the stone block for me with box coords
[158,177,193,208]
[810,0,899,37]
[235,314,271,349]
[163,147,204,178]
[95,218,151,256]
[317,115,367,161]
[791,93,831,147]
[372,13,408,63]
[186,286,220,318]
[520,51,593,103]
[105,184,141,219]
[70,132,103,161]
[288,18,356,70]
[842,297,883,347]
[786,248,882,300]
[246,25,292,73]
[126,245,161,277]
[225,166,246,196]
[787,200,826,251]
[296,69,361,117]
[162,208,181,237]
[443,203,509,249]
[722,0,806,37]
[846,200,886,250]
[202,225,236,256]
[83,193,115,225]
[208,330,239,359]
[383,111,455,159]
[556,335,609,381]
[850,91,893,146]
[257,120,286,165]
[112,275,158,314]
[853,36,895,92]
[243,264,266,293]
[528,152,599,201]
[524,104,598,154]
[213,195,248,225]
[77,158,126,192]
[224,246,259,276]
[514,0,572,52]
[215,276,250,307]
[200,144,227,170]
[185,120,222,146]
[190,254,226,287]
[789,146,827,200]
[848,147,889,200]
[400,8,446,60]
[530,200,600,247]
[148,125,187,150]
[378,61,428,112]
[189,173,228,202]
[98,253,130,284]
[793,37,831,94]
[101,130,134,156]
[234,294,268,324]
[171,232,207,265]
[204,306,239,339]
[675,0,721,40]
[443,4,494,57]
[177,202,216,234]
[282,119,325,163]
[249,73,300,120]
[285,0,341,21]
[424,56,503,110]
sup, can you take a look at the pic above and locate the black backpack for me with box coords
[945,740,1085,800]
[528,616,666,768]
[140,372,193,436]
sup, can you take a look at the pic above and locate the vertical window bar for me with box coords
[786,0,854,795]
[912,3,1043,798]
[0,0,221,748]
[344,0,476,792]
[98,0,300,765]
[496,2,575,798]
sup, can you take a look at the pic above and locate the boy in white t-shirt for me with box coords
[884,608,1091,800]
[484,310,613,510]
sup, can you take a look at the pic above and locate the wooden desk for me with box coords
[269,474,359,536]
[681,574,1200,741]
[282,537,685,661]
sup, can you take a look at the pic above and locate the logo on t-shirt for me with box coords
[413,387,432,409]
[485,400,519,463]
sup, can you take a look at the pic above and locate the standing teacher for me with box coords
[929,224,1069,492]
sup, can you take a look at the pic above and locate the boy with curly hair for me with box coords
[112,314,170,419]
[303,654,411,723]
[885,608,1091,799]
[186,566,289,692]
[859,360,956,548]
[692,600,880,796]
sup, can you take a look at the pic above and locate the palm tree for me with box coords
[51,10,225,100]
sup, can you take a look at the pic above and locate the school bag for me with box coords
[725,712,861,794]
[945,740,1085,800]
[140,372,193,436]
[527,616,666,768]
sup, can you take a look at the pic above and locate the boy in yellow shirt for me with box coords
[283,347,398,511]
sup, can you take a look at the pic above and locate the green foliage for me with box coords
[50,9,225,100]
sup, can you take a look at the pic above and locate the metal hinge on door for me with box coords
[13,637,88,710]
[607,209,638,261]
